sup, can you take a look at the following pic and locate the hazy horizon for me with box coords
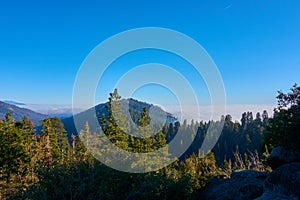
[2,97,275,123]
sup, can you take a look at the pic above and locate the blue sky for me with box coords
[0,0,300,110]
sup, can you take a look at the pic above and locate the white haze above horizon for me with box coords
[19,102,276,123]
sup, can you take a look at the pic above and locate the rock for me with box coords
[201,148,300,199]
[202,170,267,200]
[256,162,300,200]
[255,191,297,200]
[267,147,300,170]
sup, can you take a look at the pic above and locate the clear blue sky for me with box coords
[0,0,299,106]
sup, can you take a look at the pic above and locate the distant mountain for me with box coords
[20,104,74,118]
[0,101,47,125]
[62,98,177,135]
[48,113,73,119]
[3,100,26,106]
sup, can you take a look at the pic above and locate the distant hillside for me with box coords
[0,101,47,125]
[62,98,177,135]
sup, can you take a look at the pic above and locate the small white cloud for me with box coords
[224,4,232,10]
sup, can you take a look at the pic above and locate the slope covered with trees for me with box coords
[1,85,299,199]
[0,90,222,199]
[62,97,176,136]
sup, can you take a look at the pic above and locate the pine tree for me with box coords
[131,107,154,153]
[0,112,29,182]
[75,122,94,162]
[102,89,129,150]
[40,117,72,167]
[19,116,37,182]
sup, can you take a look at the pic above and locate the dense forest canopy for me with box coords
[1,85,299,199]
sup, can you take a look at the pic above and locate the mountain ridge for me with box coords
[62,98,177,135]
[0,101,48,125]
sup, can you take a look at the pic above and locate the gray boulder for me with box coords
[202,170,267,200]
[267,147,300,170]
[256,162,300,200]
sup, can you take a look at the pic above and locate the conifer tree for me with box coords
[75,122,94,162]
[131,107,154,153]
[0,112,29,182]
[40,117,72,167]
[18,116,37,181]
[102,89,129,150]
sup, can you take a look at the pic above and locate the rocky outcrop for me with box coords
[201,170,267,200]
[256,162,300,200]
[202,146,300,200]
[267,147,300,170]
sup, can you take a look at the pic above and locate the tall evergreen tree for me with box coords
[0,112,29,182]
[40,117,72,167]
[102,89,129,150]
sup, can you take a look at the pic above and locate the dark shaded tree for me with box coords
[263,84,300,150]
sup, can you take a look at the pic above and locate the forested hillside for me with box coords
[1,85,299,199]
[62,97,176,136]
[61,91,270,165]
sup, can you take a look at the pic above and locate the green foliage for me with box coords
[40,117,72,167]
[0,112,31,183]
[263,84,300,150]
[24,152,218,199]
[179,151,220,189]
[2,87,287,199]
[174,112,269,165]
[130,107,168,153]
[0,113,39,199]
[102,89,129,150]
